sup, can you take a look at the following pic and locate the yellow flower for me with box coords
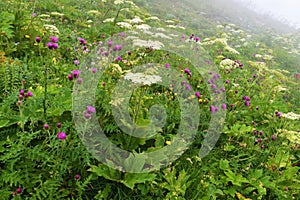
[166,141,171,145]
[53,57,57,64]
[25,35,30,38]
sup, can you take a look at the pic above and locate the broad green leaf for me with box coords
[122,173,156,189]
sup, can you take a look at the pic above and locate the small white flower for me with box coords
[145,16,160,21]
[132,39,164,49]
[165,20,175,24]
[114,0,125,5]
[224,46,240,55]
[43,24,60,34]
[50,12,64,17]
[129,17,143,24]
[116,22,132,29]
[103,18,115,23]
[154,32,172,39]
[87,10,101,15]
[135,24,151,30]
[282,112,300,120]
[124,72,162,85]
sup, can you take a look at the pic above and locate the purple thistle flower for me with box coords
[74,174,81,180]
[84,112,91,119]
[108,40,113,47]
[222,103,227,110]
[113,44,122,51]
[276,111,282,118]
[67,74,73,80]
[91,67,97,73]
[195,91,200,98]
[44,124,49,130]
[195,36,200,42]
[259,130,263,135]
[245,101,250,107]
[115,56,122,62]
[210,105,216,113]
[19,89,25,95]
[211,84,217,89]
[16,188,22,194]
[56,122,62,128]
[225,80,229,84]
[47,42,54,49]
[271,134,277,141]
[50,36,59,43]
[78,37,86,45]
[256,106,259,110]
[213,73,220,80]
[77,77,82,84]
[71,70,80,78]
[57,132,66,140]
[165,63,170,68]
[257,138,262,143]
[243,96,250,101]
[35,37,41,43]
[27,91,33,97]
[74,60,80,66]
[184,68,191,75]
[186,84,191,91]
[87,105,96,113]
[53,43,59,49]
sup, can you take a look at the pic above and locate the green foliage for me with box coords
[0,0,299,199]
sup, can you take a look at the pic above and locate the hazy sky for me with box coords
[242,0,300,28]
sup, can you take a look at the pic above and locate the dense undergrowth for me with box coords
[0,0,299,199]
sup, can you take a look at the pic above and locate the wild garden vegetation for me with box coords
[0,0,299,199]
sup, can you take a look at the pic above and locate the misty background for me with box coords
[239,0,300,29]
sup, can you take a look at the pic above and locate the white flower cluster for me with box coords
[224,46,240,55]
[219,59,238,70]
[87,10,101,15]
[103,18,115,23]
[145,16,160,21]
[200,38,228,46]
[282,112,300,120]
[135,24,151,30]
[43,24,60,34]
[116,22,132,29]
[153,32,172,39]
[50,12,64,17]
[124,72,162,85]
[278,129,300,144]
[132,38,164,49]
[114,0,125,5]
[39,14,50,18]
[263,55,273,61]
[109,97,125,107]
[130,16,143,24]
[274,86,287,92]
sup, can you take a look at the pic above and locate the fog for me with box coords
[240,0,300,28]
